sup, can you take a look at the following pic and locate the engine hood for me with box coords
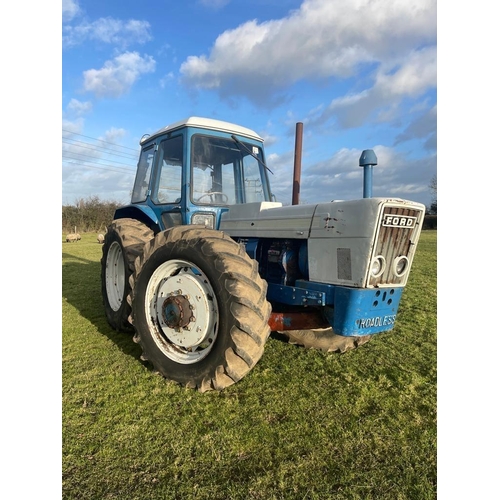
[219,199,423,240]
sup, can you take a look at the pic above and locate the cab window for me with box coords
[131,145,155,203]
[153,135,183,204]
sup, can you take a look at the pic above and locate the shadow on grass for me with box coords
[62,252,145,365]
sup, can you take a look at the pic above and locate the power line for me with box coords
[62,160,136,176]
[62,149,137,169]
[62,129,140,153]
[62,130,139,175]
[62,137,138,162]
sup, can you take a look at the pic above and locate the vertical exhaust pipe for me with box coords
[359,149,377,199]
[292,122,303,205]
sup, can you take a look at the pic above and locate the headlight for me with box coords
[191,213,215,229]
[393,256,409,277]
[370,255,386,277]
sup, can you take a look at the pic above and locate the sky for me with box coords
[62,0,437,209]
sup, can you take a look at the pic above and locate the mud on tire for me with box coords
[129,226,271,392]
[101,218,154,332]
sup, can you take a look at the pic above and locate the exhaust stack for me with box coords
[292,122,303,205]
[359,149,377,199]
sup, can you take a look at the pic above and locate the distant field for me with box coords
[62,230,437,500]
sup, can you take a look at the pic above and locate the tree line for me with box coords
[62,196,123,234]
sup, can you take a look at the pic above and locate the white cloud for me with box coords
[266,149,295,201]
[268,145,436,207]
[100,128,127,144]
[62,0,80,23]
[82,52,156,98]
[180,0,436,105]
[375,47,437,98]
[62,167,134,205]
[62,118,84,137]
[259,132,279,148]
[65,98,93,117]
[307,46,437,129]
[63,17,152,49]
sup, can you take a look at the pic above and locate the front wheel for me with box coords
[129,226,271,392]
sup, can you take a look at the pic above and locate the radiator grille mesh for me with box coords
[369,206,424,286]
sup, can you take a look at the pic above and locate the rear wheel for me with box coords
[278,328,372,353]
[129,226,271,392]
[101,218,154,332]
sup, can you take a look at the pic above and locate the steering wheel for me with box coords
[196,192,229,204]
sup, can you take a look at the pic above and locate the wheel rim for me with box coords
[144,259,219,364]
[105,241,126,311]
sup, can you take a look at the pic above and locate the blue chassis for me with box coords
[267,280,404,337]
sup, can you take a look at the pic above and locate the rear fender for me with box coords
[113,205,161,234]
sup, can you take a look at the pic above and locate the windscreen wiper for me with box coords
[231,135,274,175]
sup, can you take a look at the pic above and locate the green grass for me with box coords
[62,231,437,500]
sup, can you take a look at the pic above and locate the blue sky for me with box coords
[62,0,437,209]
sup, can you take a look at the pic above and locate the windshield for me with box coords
[191,134,268,205]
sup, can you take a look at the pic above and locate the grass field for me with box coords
[62,230,437,500]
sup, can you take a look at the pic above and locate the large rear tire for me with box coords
[101,218,154,332]
[129,227,271,392]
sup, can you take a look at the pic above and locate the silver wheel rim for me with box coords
[106,241,126,311]
[145,259,219,364]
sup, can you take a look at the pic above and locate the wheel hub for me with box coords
[162,295,193,329]
[153,272,216,350]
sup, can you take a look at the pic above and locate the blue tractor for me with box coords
[101,117,425,392]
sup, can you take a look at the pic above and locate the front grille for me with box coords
[369,205,424,287]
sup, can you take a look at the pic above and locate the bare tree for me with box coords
[428,174,437,214]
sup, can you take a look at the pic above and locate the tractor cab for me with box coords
[123,117,273,232]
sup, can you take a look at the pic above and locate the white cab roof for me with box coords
[142,117,263,144]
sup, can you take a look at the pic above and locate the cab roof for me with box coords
[140,116,263,145]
